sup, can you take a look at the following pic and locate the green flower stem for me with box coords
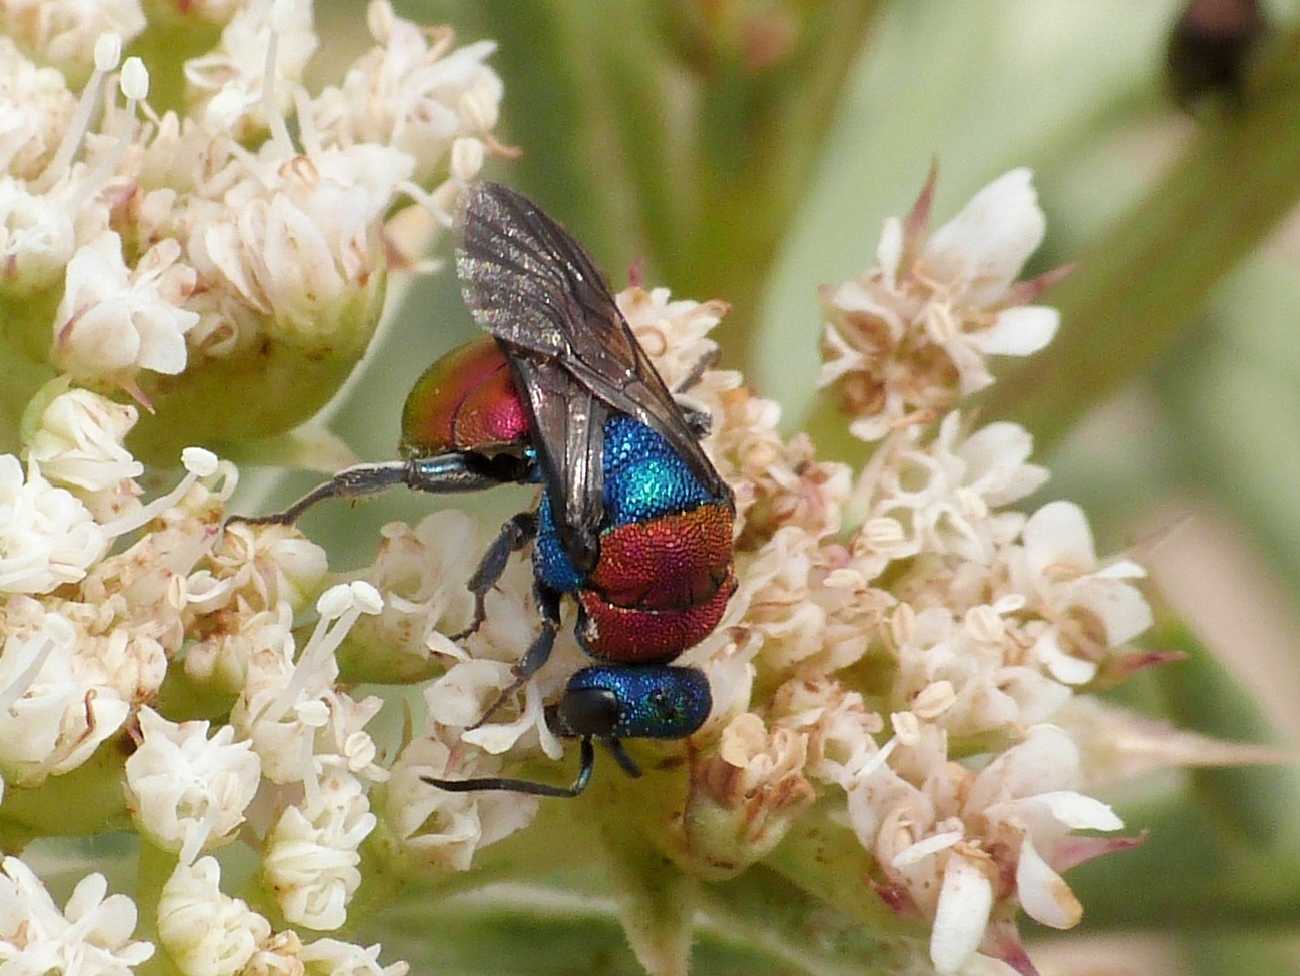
[132,1,226,115]
[699,866,925,976]
[664,0,884,361]
[134,843,184,976]
[153,667,237,723]
[598,812,698,976]
[764,799,923,939]
[0,738,131,842]
[982,27,1300,450]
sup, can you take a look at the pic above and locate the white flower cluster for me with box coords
[0,382,406,970]
[820,168,1065,441]
[0,10,1238,969]
[1,0,501,408]
[649,171,1157,974]
[0,855,153,973]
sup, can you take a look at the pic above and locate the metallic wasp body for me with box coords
[239,183,735,796]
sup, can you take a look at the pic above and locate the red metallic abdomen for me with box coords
[576,501,736,663]
[399,337,530,457]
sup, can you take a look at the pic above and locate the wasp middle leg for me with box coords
[468,584,561,731]
[450,511,539,641]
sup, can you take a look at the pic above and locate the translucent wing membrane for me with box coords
[457,182,731,568]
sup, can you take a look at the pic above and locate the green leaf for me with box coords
[1149,617,1300,852]
[983,24,1300,448]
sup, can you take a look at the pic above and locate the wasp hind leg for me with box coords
[228,453,531,527]
[467,584,561,731]
[674,349,719,440]
[449,511,539,642]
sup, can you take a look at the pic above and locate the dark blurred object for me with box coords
[1167,0,1269,109]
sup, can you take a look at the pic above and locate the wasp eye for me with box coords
[559,686,621,736]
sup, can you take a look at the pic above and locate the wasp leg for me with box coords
[421,736,594,797]
[449,512,539,642]
[673,350,719,440]
[675,348,720,394]
[603,738,642,779]
[228,452,531,527]
[467,585,561,731]
[680,407,712,440]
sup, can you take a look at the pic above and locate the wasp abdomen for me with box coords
[399,337,529,458]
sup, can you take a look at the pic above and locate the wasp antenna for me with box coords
[603,738,642,779]
[421,738,595,798]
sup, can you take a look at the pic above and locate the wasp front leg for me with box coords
[229,452,531,527]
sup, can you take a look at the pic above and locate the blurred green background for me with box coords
[286,1,1300,972]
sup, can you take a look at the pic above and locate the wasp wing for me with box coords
[457,182,731,569]
[504,351,608,572]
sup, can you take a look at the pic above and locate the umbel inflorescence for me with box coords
[0,3,1252,976]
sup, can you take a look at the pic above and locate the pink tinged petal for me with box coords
[871,879,920,918]
[892,830,964,868]
[1051,832,1147,872]
[980,917,1042,976]
[1016,835,1082,929]
[1095,558,1146,580]
[876,216,904,287]
[1024,501,1096,577]
[922,168,1046,307]
[930,854,994,974]
[902,161,939,257]
[973,306,1059,357]
[1092,649,1187,689]
[1001,261,1075,307]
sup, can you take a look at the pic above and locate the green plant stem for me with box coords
[471,0,880,364]
[982,28,1300,450]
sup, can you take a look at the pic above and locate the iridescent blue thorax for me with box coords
[534,414,719,593]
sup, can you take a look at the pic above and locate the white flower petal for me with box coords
[1016,835,1082,929]
[876,215,904,287]
[1024,501,1096,577]
[973,305,1059,356]
[929,853,994,974]
[1033,628,1098,685]
[891,829,963,868]
[1070,578,1153,647]
[923,168,1045,306]
[1018,790,1123,832]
